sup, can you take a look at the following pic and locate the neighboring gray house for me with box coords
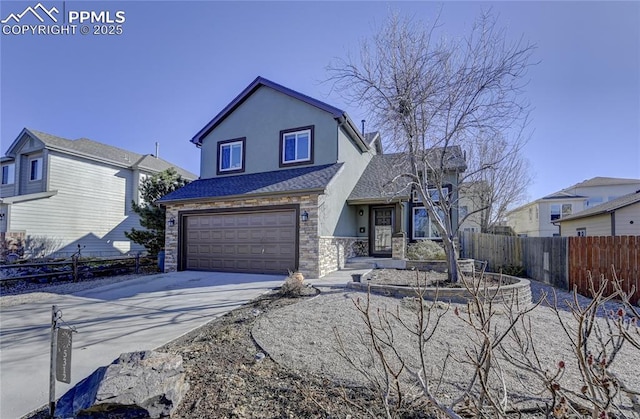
[0,128,197,257]
[159,76,467,278]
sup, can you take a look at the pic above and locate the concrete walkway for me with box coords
[0,271,286,419]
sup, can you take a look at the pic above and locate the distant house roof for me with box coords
[158,163,343,203]
[348,147,467,203]
[507,176,640,214]
[568,177,640,189]
[190,76,367,151]
[542,177,640,200]
[3,128,197,180]
[555,191,640,223]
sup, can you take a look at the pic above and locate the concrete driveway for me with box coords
[0,271,285,418]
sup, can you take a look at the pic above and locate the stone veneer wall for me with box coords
[164,194,320,278]
[318,237,368,277]
[392,233,406,260]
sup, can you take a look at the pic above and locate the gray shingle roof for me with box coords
[133,155,196,180]
[158,163,343,203]
[348,154,412,202]
[22,129,197,179]
[348,147,467,202]
[556,190,640,223]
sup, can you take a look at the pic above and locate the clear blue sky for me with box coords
[1,1,638,201]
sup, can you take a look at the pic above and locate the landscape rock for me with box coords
[55,350,189,418]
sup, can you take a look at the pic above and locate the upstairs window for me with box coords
[280,126,313,166]
[1,163,15,185]
[586,197,603,208]
[217,138,245,175]
[29,157,43,181]
[550,203,572,221]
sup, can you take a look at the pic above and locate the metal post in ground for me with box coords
[49,305,58,418]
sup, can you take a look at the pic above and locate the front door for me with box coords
[370,206,394,257]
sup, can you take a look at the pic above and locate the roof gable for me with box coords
[3,128,46,158]
[348,147,467,202]
[191,76,360,147]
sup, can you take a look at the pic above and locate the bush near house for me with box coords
[125,168,189,256]
[406,240,446,261]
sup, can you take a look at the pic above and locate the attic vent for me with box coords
[123,153,129,162]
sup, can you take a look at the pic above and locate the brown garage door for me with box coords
[183,209,297,274]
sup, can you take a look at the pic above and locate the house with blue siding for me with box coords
[159,77,467,278]
[0,129,196,257]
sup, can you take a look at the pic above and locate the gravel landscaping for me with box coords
[9,271,639,418]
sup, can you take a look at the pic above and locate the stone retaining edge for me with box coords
[346,274,532,306]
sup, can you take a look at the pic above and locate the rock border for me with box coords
[347,272,532,306]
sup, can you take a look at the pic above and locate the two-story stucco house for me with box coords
[506,177,640,237]
[0,128,197,257]
[159,77,467,278]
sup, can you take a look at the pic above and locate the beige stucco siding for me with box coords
[199,86,339,179]
[8,152,143,256]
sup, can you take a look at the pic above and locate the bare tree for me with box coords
[328,10,535,281]
[461,133,533,233]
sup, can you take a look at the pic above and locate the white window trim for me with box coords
[412,186,450,203]
[219,140,244,172]
[576,228,586,237]
[1,163,15,185]
[29,157,43,181]
[282,129,311,164]
[412,207,443,240]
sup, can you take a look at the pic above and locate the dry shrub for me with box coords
[406,240,446,261]
[280,272,305,297]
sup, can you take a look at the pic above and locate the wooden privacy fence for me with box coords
[568,236,639,305]
[460,232,639,304]
[459,232,568,289]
